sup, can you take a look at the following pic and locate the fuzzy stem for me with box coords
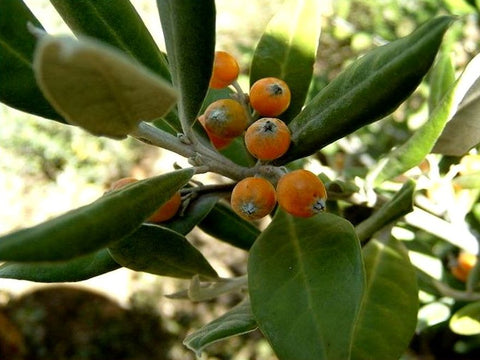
[131,122,195,158]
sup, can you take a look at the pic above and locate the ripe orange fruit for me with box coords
[276,169,327,218]
[231,177,277,221]
[244,117,291,160]
[209,51,240,89]
[451,252,477,282]
[147,191,182,223]
[198,114,233,150]
[110,177,182,223]
[249,77,291,117]
[204,98,248,139]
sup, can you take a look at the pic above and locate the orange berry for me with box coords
[198,114,233,150]
[209,51,240,89]
[458,252,477,272]
[276,169,327,218]
[451,252,478,282]
[147,191,182,223]
[249,77,291,117]
[110,177,181,223]
[231,177,277,221]
[204,98,248,139]
[244,117,291,160]
[110,177,138,191]
[451,265,470,282]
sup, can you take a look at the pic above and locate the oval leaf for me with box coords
[108,224,217,279]
[198,202,260,250]
[276,16,454,164]
[0,168,194,262]
[0,249,120,283]
[50,0,171,81]
[433,53,480,156]
[0,1,64,122]
[33,35,177,139]
[250,0,321,122]
[248,210,365,360]
[184,300,257,357]
[450,301,480,335]
[157,0,215,127]
[351,236,419,360]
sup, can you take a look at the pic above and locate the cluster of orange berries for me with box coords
[206,51,328,221]
[110,51,328,224]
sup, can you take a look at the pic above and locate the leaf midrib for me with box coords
[285,214,328,358]
[0,36,32,67]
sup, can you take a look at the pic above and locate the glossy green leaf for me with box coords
[0,168,194,262]
[0,0,64,122]
[49,0,171,81]
[371,50,475,184]
[276,16,454,164]
[157,0,215,126]
[33,35,177,139]
[249,0,321,122]
[356,180,415,243]
[248,210,365,360]
[351,236,418,360]
[198,202,260,250]
[433,53,480,156]
[450,301,480,335]
[184,299,257,357]
[108,224,218,279]
[0,249,120,283]
[164,194,219,235]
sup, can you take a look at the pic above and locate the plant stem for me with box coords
[432,278,480,301]
[131,122,253,180]
[131,122,195,158]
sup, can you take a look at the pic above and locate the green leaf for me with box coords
[433,53,480,156]
[0,0,64,122]
[248,210,365,360]
[356,180,415,243]
[249,0,321,122]
[276,16,454,164]
[450,301,480,335]
[428,45,455,114]
[49,0,171,81]
[351,236,418,360]
[198,202,260,250]
[108,224,218,279]
[0,168,194,262]
[184,299,257,357]
[33,35,177,139]
[0,249,120,283]
[157,0,215,126]
[371,50,477,185]
[163,193,219,235]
